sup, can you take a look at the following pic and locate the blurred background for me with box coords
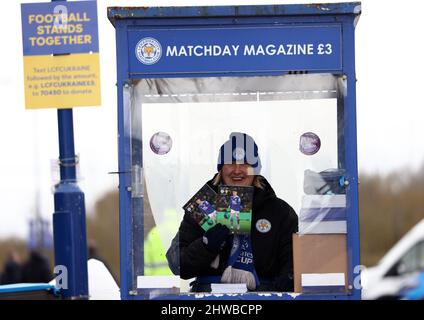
[1,0,424,291]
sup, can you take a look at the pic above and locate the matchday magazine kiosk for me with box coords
[108,3,362,300]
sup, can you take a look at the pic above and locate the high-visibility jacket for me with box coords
[144,226,173,275]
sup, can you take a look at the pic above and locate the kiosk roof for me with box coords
[107,3,361,26]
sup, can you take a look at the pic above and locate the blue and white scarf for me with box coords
[221,234,259,290]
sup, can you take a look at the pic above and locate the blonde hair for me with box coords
[212,170,265,189]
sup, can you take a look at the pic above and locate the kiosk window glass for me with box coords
[128,74,348,296]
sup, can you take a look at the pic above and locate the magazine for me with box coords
[216,185,253,234]
[182,184,218,231]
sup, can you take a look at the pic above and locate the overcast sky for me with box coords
[1,0,423,239]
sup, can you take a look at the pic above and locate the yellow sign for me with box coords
[23,53,101,109]
[21,1,101,109]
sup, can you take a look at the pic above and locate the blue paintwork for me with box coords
[129,290,354,300]
[115,22,133,299]
[341,18,362,301]
[108,3,361,25]
[155,292,351,300]
[127,25,342,75]
[109,3,362,300]
[0,283,59,295]
[57,109,77,181]
[53,182,88,299]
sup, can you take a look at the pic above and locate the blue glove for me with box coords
[202,223,230,254]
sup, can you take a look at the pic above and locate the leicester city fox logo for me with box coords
[135,37,162,65]
[256,219,271,233]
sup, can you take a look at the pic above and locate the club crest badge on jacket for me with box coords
[256,219,271,233]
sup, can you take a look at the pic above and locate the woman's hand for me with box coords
[202,223,230,254]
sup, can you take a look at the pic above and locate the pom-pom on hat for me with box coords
[217,132,261,174]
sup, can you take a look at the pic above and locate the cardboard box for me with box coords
[292,234,348,293]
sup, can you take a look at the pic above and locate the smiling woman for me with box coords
[220,164,255,187]
[172,131,299,292]
[213,132,262,188]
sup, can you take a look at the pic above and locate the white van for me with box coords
[361,219,424,300]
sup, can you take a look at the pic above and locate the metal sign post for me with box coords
[53,106,89,299]
[52,0,87,300]
[21,0,101,299]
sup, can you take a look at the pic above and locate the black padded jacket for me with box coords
[174,175,298,291]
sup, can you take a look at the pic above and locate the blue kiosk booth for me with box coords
[108,2,362,300]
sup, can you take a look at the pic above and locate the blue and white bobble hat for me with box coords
[217,132,262,175]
